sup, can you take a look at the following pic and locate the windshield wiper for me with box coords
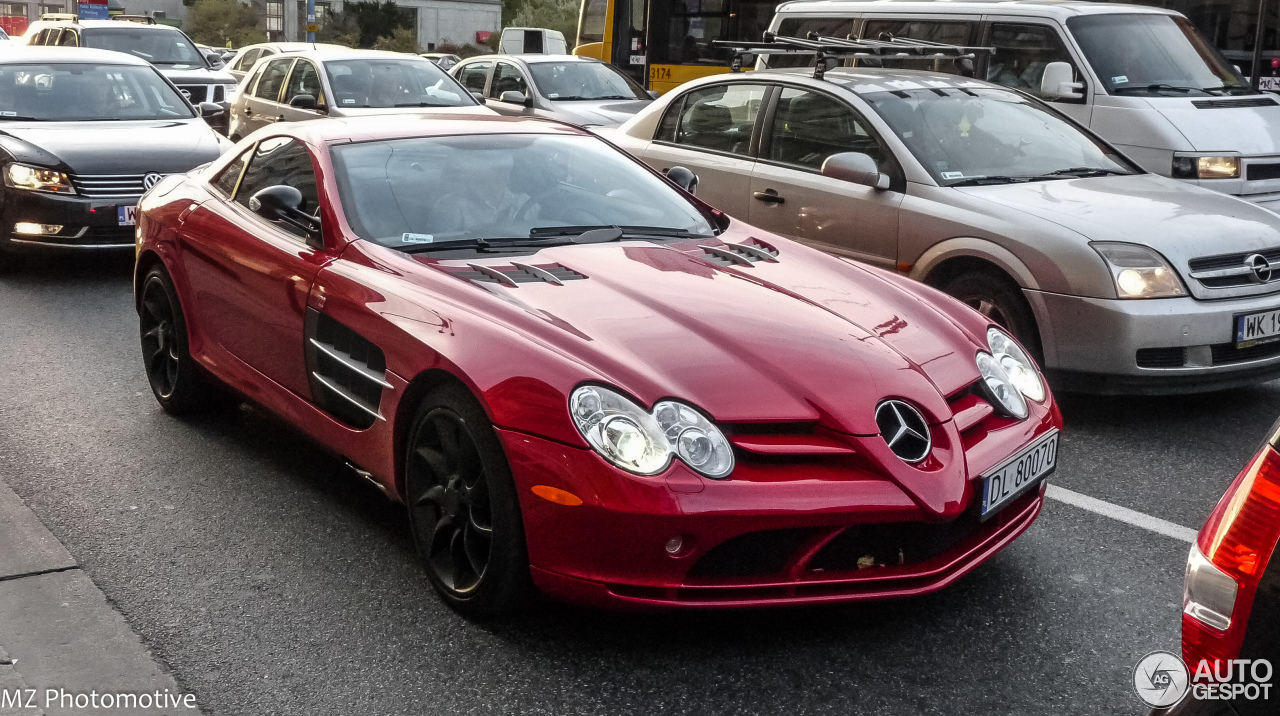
[528,225,709,239]
[948,176,1036,186]
[1201,84,1255,95]
[0,115,44,121]
[1114,84,1203,95]
[1038,167,1130,178]
[393,102,456,107]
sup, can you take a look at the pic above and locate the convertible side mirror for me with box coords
[289,94,318,110]
[664,166,698,195]
[821,152,890,190]
[249,185,322,246]
[499,90,532,107]
[1040,61,1084,100]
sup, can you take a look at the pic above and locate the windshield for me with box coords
[324,58,472,109]
[0,63,195,121]
[83,28,206,68]
[331,134,715,249]
[1068,14,1251,96]
[526,61,649,101]
[864,87,1133,185]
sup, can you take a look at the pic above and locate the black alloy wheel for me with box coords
[941,268,1044,364]
[406,383,531,617]
[138,267,223,414]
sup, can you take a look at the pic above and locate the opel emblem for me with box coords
[143,173,166,190]
[1245,253,1273,284]
[875,400,932,463]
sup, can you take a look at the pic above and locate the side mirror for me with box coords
[470,91,487,105]
[499,90,531,106]
[198,101,224,118]
[647,89,660,100]
[1040,61,1083,100]
[289,94,317,110]
[204,51,224,68]
[821,152,890,190]
[249,185,322,244]
[664,165,698,195]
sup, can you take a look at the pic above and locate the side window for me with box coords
[655,94,684,142]
[233,137,321,239]
[283,60,322,107]
[210,148,252,197]
[57,29,77,46]
[253,58,293,101]
[456,61,491,93]
[987,23,1082,100]
[235,48,262,72]
[766,87,883,170]
[861,20,974,73]
[490,62,528,99]
[671,83,767,156]
[768,17,857,68]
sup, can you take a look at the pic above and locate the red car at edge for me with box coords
[133,114,1062,616]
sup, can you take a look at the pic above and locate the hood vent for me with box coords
[1191,97,1278,109]
[447,262,586,287]
[698,239,780,267]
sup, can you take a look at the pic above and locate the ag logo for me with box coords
[1134,651,1190,708]
[143,173,166,190]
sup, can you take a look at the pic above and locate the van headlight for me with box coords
[1172,155,1240,179]
[1091,242,1185,299]
[987,327,1044,403]
[569,385,734,479]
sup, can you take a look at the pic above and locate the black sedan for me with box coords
[0,47,231,256]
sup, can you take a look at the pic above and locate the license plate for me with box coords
[118,205,138,226]
[981,429,1058,521]
[1235,308,1280,347]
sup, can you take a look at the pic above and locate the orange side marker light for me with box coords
[531,485,583,506]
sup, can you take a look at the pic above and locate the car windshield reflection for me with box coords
[324,59,470,109]
[0,63,196,121]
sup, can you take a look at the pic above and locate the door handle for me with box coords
[243,106,253,115]
[753,189,785,205]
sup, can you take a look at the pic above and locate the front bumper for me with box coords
[1,189,137,251]
[1027,289,1280,394]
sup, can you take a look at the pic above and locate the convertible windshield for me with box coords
[526,61,649,101]
[331,134,714,248]
[83,28,205,67]
[1067,14,1251,96]
[324,59,472,108]
[864,87,1133,186]
[0,63,195,121]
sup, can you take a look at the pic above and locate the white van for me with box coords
[764,0,1280,210]
[499,27,568,55]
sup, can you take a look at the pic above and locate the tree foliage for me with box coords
[342,1,415,48]
[186,0,266,48]
[373,25,420,53]
[315,11,361,47]
[505,0,578,46]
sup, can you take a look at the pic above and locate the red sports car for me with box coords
[133,115,1062,616]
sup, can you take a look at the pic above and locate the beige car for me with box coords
[612,68,1280,394]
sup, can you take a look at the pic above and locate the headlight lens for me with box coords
[4,163,75,194]
[987,327,1044,403]
[1172,155,1240,179]
[569,385,734,479]
[1091,242,1184,299]
[976,351,1028,419]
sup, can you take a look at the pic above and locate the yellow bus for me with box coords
[574,0,783,94]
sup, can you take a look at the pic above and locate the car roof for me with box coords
[46,19,190,29]
[0,45,153,66]
[288,47,437,62]
[243,41,344,52]
[286,114,594,146]
[774,0,1179,20]
[713,66,1012,95]
[459,53,597,65]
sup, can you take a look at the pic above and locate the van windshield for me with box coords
[1067,14,1251,96]
[83,28,205,68]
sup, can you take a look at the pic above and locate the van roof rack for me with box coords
[714,32,993,80]
[39,12,78,21]
[112,14,157,24]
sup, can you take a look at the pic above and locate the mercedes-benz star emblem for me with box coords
[875,400,931,463]
[143,173,166,190]
[1245,253,1273,284]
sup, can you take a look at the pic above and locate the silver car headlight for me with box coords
[987,327,1044,403]
[4,163,75,194]
[569,385,734,479]
[1091,242,1185,299]
[976,351,1028,420]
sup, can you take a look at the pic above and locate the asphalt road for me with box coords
[1,252,1276,716]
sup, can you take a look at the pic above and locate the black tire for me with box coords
[405,383,532,618]
[941,268,1044,364]
[138,266,223,414]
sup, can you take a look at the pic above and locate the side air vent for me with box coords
[698,239,780,267]
[1191,97,1278,109]
[305,309,390,430]
[445,262,586,287]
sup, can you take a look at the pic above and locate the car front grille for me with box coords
[70,174,147,199]
[1211,339,1280,365]
[1187,248,1280,289]
[1137,347,1187,368]
[1247,163,1280,182]
[175,85,225,103]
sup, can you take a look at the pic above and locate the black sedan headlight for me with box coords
[4,163,75,194]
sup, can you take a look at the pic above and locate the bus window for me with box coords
[578,0,607,45]
[766,17,856,68]
[861,20,973,73]
[662,0,779,66]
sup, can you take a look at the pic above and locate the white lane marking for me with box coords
[1045,484,1198,544]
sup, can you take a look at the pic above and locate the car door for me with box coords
[241,57,294,133]
[982,20,1092,125]
[177,137,329,398]
[639,81,769,219]
[279,58,326,122]
[487,61,534,117]
[453,59,492,99]
[748,85,903,270]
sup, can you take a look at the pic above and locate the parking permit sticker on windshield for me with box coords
[940,171,964,180]
[0,111,13,116]
[1112,75,1128,84]
[402,233,434,244]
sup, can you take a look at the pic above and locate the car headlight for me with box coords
[1172,155,1240,179]
[987,327,1044,403]
[1091,242,1185,299]
[976,351,1028,420]
[569,385,735,479]
[4,163,75,194]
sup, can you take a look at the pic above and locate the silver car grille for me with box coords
[70,174,147,199]
[1187,248,1280,290]
[175,85,225,103]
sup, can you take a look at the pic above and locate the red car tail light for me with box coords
[1183,444,1280,674]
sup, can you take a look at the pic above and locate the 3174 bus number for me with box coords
[650,66,672,82]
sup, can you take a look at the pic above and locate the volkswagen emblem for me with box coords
[875,400,932,463]
[1245,253,1273,284]
[143,173,166,190]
